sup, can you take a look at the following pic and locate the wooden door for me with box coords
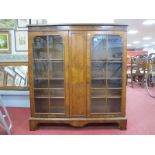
[69,31,87,117]
[29,31,69,118]
[87,31,127,117]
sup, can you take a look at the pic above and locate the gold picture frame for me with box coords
[0,31,11,53]
[0,69,5,86]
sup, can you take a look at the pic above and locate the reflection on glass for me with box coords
[49,61,64,78]
[107,98,121,113]
[108,35,122,59]
[91,98,107,113]
[49,36,64,59]
[91,35,106,59]
[33,36,47,59]
[108,63,122,78]
[50,98,64,113]
[33,61,48,78]
[91,62,106,78]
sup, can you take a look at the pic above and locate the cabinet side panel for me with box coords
[69,31,87,117]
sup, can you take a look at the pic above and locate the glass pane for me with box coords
[50,88,64,97]
[91,98,107,113]
[49,61,64,78]
[33,36,47,59]
[107,89,122,97]
[107,98,121,113]
[34,79,48,88]
[50,98,64,113]
[92,79,106,88]
[49,79,64,88]
[33,61,48,78]
[108,62,122,78]
[108,35,123,59]
[91,35,106,59]
[91,89,107,98]
[107,79,122,88]
[91,61,106,78]
[34,89,49,97]
[49,35,64,59]
[35,98,49,113]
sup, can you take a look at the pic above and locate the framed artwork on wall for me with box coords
[0,31,11,53]
[17,19,30,28]
[0,19,16,29]
[0,70,5,86]
[15,31,28,51]
[6,74,14,86]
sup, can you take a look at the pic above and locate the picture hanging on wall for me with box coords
[6,74,14,86]
[0,19,16,29]
[15,31,28,51]
[0,70,5,86]
[17,19,30,28]
[0,31,11,53]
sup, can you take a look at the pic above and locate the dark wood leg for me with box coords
[119,120,127,130]
[29,120,38,131]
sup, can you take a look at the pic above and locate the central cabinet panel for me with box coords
[69,31,87,117]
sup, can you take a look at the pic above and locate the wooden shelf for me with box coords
[91,96,121,99]
[34,78,64,80]
[50,97,64,99]
[34,88,49,89]
[92,78,122,80]
[91,87,122,89]
[35,97,49,99]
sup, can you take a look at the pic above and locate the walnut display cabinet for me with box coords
[28,24,127,130]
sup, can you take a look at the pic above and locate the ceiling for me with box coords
[114,19,155,50]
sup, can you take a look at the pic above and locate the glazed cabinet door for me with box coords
[87,31,126,117]
[29,31,69,117]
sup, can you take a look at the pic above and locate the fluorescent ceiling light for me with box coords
[143,37,152,40]
[127,44,132,47]
[142,20,155,25]
[133,41,140,44]
[128,30,138,34]
[143,44,149,47]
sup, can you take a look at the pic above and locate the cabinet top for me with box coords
[28,23,127,31]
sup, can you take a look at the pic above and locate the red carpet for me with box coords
[1,86,155,135]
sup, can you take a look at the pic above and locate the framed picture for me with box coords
[0,70,5,86]
[0,19,16,29]
[6,74,14,86]
[0,31,11,53]
[15,31,28,51]
[17,19,30,28]
[15,75,21,86]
